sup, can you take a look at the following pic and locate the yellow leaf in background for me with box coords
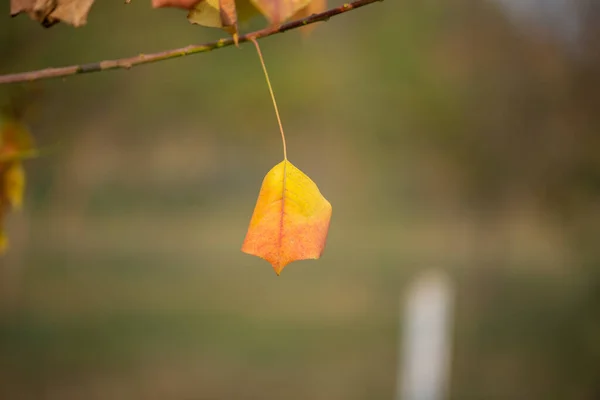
[250,0,311,26]
[242,160,332,275]
[0,162,24,255]
[4,162,25,210]
[0,114,36,255]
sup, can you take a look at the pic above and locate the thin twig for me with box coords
[0,0,383,85]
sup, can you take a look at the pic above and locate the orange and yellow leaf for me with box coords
[242,160,332,275]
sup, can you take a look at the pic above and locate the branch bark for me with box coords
[0,0,382,85]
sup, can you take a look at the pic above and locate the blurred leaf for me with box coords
[4,162,25,210]
[0,114,36,254]
[242,160,332,275]
[290,0,326,34]
[250,0,311,26]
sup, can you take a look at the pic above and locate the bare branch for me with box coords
[0,0,383,85]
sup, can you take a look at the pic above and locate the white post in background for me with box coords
[396,270,455,400]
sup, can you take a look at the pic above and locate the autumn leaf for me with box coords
[11,0,95,27]
[242,39,332,275]
[242,160,332,275]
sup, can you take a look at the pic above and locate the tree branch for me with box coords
[0,0,383,85]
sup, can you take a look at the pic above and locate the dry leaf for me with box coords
[249,0,310,26]
[242,160,332,275]
[188,0,258,33]
[187,0,312,33]
[11,0,95,27]
[187,0,222,27]
[219,0,239,44]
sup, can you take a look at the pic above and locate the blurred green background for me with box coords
[1,0,599,399]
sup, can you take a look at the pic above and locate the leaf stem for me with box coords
[251,37,287,161]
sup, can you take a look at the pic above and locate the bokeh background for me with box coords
[1,0,599,399]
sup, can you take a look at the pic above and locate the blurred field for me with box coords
[1,0,599,399]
